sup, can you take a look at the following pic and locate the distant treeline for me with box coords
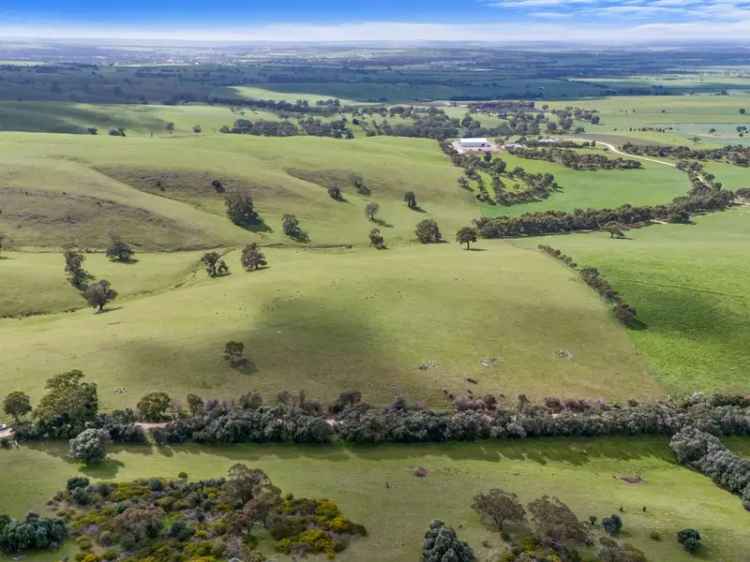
[221,118,354,139]
[623,143,750,167]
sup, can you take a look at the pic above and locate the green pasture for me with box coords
[480,150,688,217]
[516,207,750,395]
[3,437,750,562]
[0,242,657,410]
[547,94,750,146]
[0,251,204,318]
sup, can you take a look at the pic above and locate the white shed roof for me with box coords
[460,138,490,143]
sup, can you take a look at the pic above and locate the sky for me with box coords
[1,0,750,43]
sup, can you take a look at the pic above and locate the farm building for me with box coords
[459,138,491,149]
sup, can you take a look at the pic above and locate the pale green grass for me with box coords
[4,438,750,562]
[515,207,750,395]
[0,251,204,317]
[0,243,658,410]
[230,85,358,104]
[0,102,260,135]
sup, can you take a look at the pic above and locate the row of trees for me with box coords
[623,142,750,167]
[507,146,642,170]
[474,183,735,239]
[670,426,750,511]
[539,245,642,328]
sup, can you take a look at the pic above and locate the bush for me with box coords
[602,514,623,536]
[677,528,702,553]
[415,219,442,244]
[421,520,475,562]
[69,429,110,465]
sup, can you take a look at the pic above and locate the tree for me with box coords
[369,228,385,249]
[602,514,623,536]
[186,393,204,416]
[137,392,172,422]
[83,280,118,312]
[192,125,202,134]
[457,176,470,190]
[34,370,98,431]
[528,495,589,545]
[63,248,93,290]
[327,185,343,201]
[404,191,418,209]
[416,219,442,244]
[455,227,478,250]
[2,391,31,422]
[421,520,475,562]
[352,174,370,195]
[365,201,380,222]
[281,214,307,241]
[471,489,526,532]
[740,108,747,115]
[225,192,260,227]
[105,236,134,263]
[224,341,249,369]
[211,179,226,193]
[165,122,175,134]
[69,428,110,465]
[677,529,702,553]
[0,232,5,257]
[241,243,267,271]
[202,252,229,277]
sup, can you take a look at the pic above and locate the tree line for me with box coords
[507,146,642,171]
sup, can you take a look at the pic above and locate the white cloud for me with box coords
[1,18,750,43]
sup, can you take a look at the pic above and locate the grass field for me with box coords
[547,94,750,146]
[0,251,204,317]
[516,207,750,395]
[4,437,750,562]
[0,242,658,410]
[480,150,688,218]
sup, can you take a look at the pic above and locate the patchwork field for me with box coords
[4,437,750,562]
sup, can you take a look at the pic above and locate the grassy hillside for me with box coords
[0,242,658,410]
[516,207,750,395]
[0,251,204,317]
[5,438,750,562]
[0,132,476,250]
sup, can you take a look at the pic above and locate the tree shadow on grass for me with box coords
[409,206,427,214]
[81,458,125,479]
[371,218,394,228]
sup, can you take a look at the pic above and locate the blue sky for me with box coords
[2,1,750,42]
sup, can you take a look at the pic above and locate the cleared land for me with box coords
[517,207,750,395]
[4,437,750,562]
[0,243,658,410]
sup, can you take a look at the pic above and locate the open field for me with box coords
[4,437,750,562]
[0,251,204,317]
[547,94,750,146]
[480,150,688,218]
[0,101,260,135]
[0,242,658,410]
[516,207,750,395]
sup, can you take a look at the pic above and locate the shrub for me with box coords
[677,528,702,553]
[415,219,442,244]
[69,429,110,465]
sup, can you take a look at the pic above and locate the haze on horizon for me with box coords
[2,0,750,43]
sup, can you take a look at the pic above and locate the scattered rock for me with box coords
[480,357,500,368]
[466,377,478,384]
[418,360,437,370]
[620,474,644,484]
[556,349,574,360]
[414,466,429,478]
